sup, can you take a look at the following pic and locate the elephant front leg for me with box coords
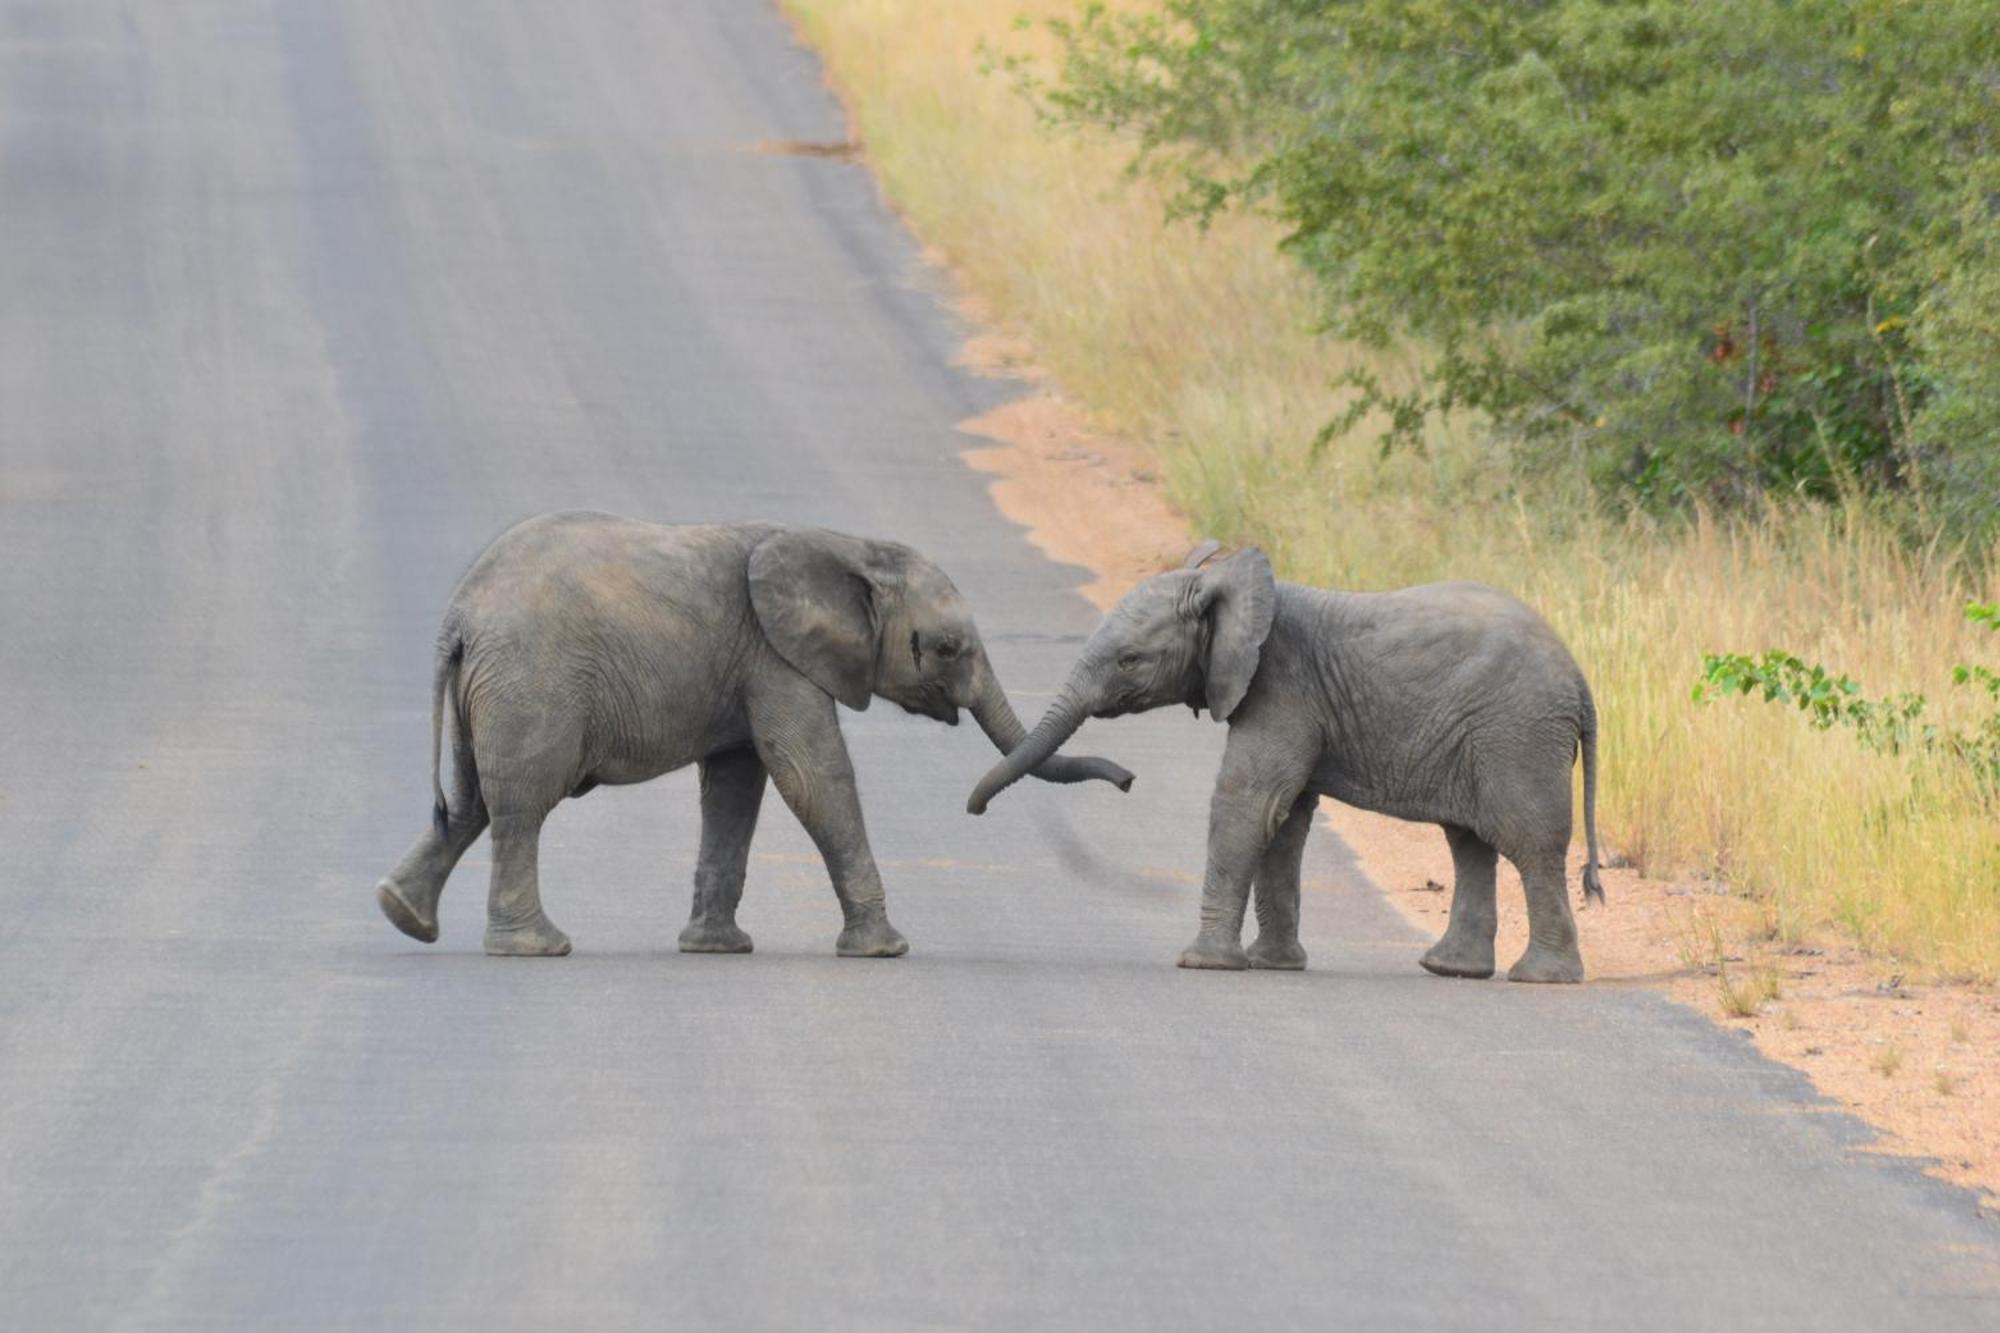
[753,696,907,958]
[1179,805,1260,970]
[679,748,766,955]
[1182,734,1308,971]
[1420,825,1499,980]
[1246,794,1315,971]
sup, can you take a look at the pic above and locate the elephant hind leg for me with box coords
[473,714,582,956]
[1420,825,1498,980]
[1507,847,1584,984]
[482,803,570,957]
[377,745,488,944]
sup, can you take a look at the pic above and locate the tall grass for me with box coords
[785,0,2000,981]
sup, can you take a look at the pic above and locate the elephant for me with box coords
[967,544,1604,982]
[375,511,1134,958]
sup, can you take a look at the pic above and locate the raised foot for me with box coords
[377,880,439,944]
[1246,936,1307,971]
[836,917,909,958]
[1178,935,1249,971]
[484,915,573,957]
[678,919,754,954]
[1507,945,1585,984]
[1419,936,1496,980]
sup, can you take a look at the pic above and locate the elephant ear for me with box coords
[748,528,881,711]
[1193,547,1276,722]
[1182,538,1224,570]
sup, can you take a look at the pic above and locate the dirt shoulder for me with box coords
[1321,805,2000,1206]
[952,310,2000,1209]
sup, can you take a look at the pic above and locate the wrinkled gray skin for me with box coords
[969,546,1604,982]
[377,511,1134,958]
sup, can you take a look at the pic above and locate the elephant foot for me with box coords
[1246,935,1307,970]
[1177,935,1249,970]
[678,919,754,954]
[377,879,439,944]
[484,915,573,957]
[1419,935,1496,980]
[1507,944,1585,984]
[836,916,909,958]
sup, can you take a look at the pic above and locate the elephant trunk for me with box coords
[967,665,1096,815]
[968,663,1130,794]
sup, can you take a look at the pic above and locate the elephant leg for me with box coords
[483,803,570,957]
[1246,793,1315,971]
[376,803,487,944]
[1181,728,1309,971]
[375,745,487,944]
[1508,848,1584,983]
[1420,825,1499,980]
[753,691,906,958]
[678,748,766,955]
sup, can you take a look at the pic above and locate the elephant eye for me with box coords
[935,638,960,661]
[1117,651,1141,671]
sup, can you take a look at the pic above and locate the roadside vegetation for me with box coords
[784,0,1999,981]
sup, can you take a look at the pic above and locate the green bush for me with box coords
[1023,0,2000,533]
[1694,603,2000,795]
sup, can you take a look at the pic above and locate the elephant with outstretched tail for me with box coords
[968,544,1603,982]
[378,511,1133,958]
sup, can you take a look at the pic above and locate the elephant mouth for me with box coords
[902,697,960,725]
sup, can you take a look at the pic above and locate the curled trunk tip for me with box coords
[967,686,1091,814]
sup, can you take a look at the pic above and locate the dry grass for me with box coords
[1718,967,1763,1019]
[1716,954,1786,1018]
[1873,1043,1906,1078]
[786,0,2000,982]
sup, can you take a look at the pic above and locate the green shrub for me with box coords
[1694,602,2000,793]
[1020,0,2000,534]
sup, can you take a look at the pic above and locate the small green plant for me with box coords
[1692,651,1930,747]
[1695,602,2000,793]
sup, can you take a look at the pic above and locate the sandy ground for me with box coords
[1322,805,2000,1205]
[956,321,1192,608]
[951,301,2000,1209]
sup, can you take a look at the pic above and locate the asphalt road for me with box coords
[1,3,1995,1327]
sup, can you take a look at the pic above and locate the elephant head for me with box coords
[966,545,1275,814]
[747,527,1137,791]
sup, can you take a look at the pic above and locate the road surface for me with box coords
[1,2,1994,1327]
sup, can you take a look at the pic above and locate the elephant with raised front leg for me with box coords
[375,511,1134,958]
[967,543,1604,983]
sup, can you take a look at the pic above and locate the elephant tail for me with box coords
[1579,687,1606,906]
[431,632,466,836]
